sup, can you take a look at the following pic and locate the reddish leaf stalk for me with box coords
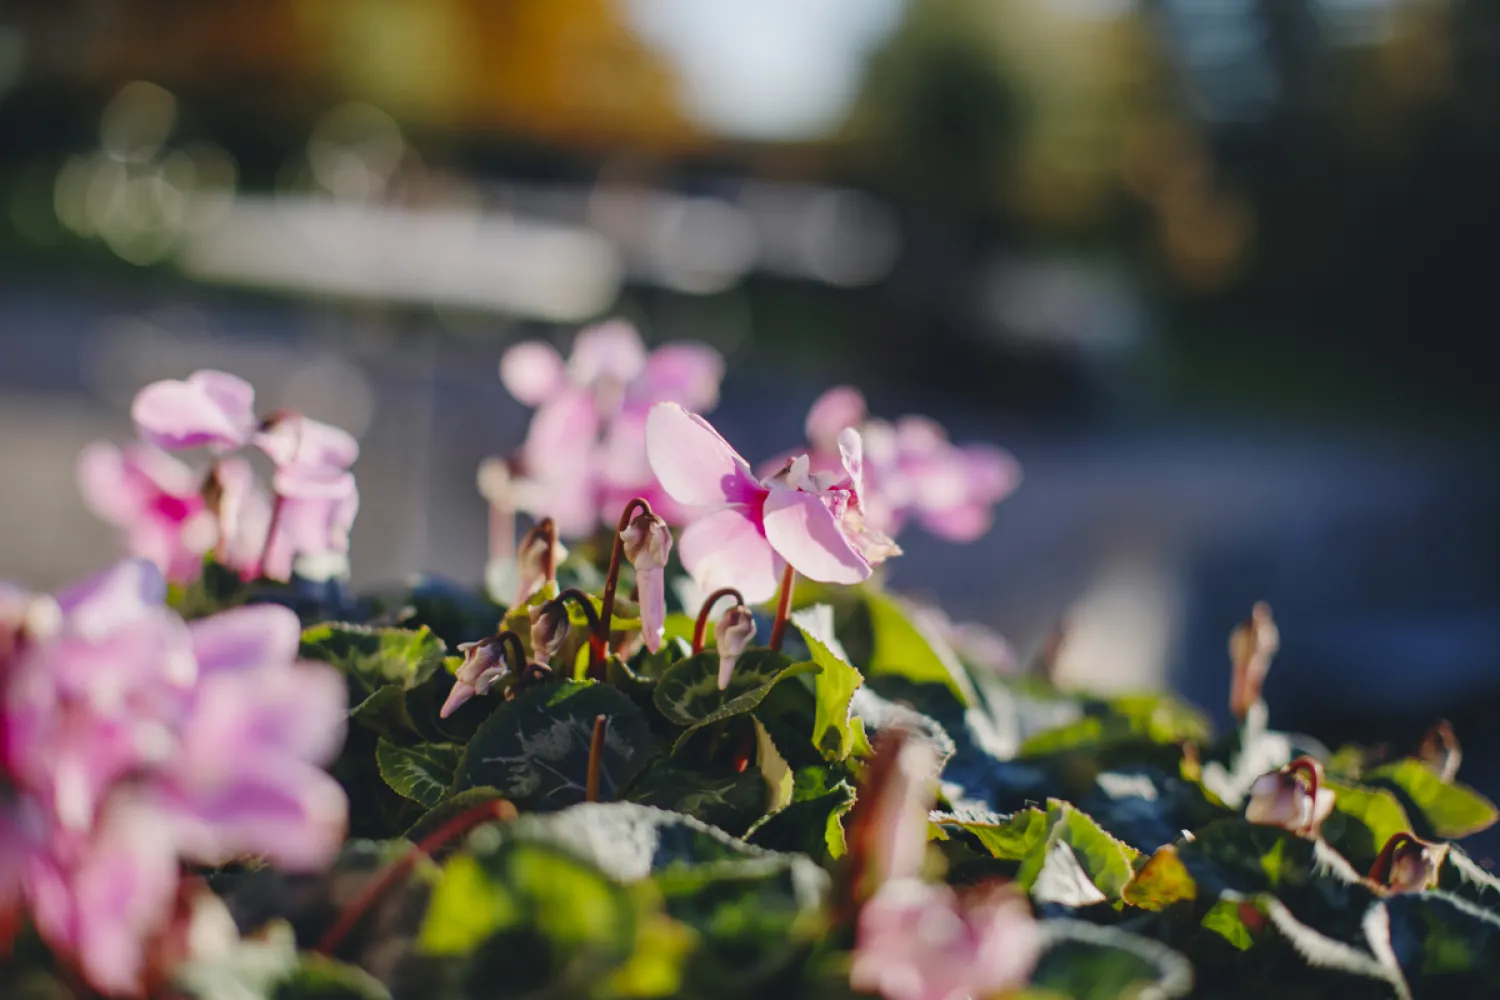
[768,564,796,652]
[494,630,527,673]
[598,497,653,654]
[691,587,748,655]
[1285,756,1323,836]
[554,588,606,680]
[315,798,514,956]
[586,714,609,802]
[1368,831,1420,887]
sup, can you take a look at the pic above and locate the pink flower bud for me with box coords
[441,635,513,718]
[514,519,566,606]
[528,601,571,662]
[714,604,756,690]
[1244,758,1333,838]
[621,512,672,653]
[1229,601,1279,722]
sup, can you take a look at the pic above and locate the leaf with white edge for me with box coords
[1384,889,1500,990]
[1438,845,1500,910]
[347,684,419,740]
[300,623,447,703]
[794,614,865,761]
[848,685,955,766]
[861,588,974,705]
[375,739,461,809]
[457,681,653,811]
[1257,895,1412,1000]
[654,650,813,727]
[1029,920,1195,1000]
[1320,779,1415,871]
[1031,840,1109,907]
[1365,759,1499,840]
[1016,800,1141,902]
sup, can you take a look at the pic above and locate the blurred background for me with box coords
[1,0,1498,805]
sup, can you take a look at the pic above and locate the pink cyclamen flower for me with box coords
[1,560,348,994]
[83,369,359,584]
[851,879,1040,1000]
[775,387,1020,545]
[645,402,899,604]
[494,320,725,538]
[620,511,673,654]
[440,635,513,719]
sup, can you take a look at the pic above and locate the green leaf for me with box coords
[1124,845,1198,910]
[625,759,768,836]
[1320,779,1415,870]
[347,684,420,741]
[654,650,815,727]
[457,680,654,811]
[375,739,461,809]
[274,954,393,999]
[1437,845,1500,910]
[1016,800,1141,902]
[935,807,1049,861]
[1201,897,1257,950]
[1030,920,1194,1000]
[1019,692,1211,757]
[300,623,447,703]
[861,589,973,705]
[794,615,866,761]
[1365,759,1499,840]
[746,777,857,864]
[403,786,514,844]
[1385,890,1500,991]
[753,717,794,813]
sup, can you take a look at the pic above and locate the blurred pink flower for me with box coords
[851,879,1039,1000]
[645,402,899,604]
[0,560,348,994]
[770,387,1021,545]
[494,320,724,538]
[82,370,360,584]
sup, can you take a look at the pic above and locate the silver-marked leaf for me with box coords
[300,623,446,704]
[1015,800,1140,902]
[654,650,814,727]
[375,739,460,809]
[1030,919,1194,999]
[625,759,768,836]
[457,681,653,811]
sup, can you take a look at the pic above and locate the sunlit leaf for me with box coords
[1320,779,1415,871]
[1365,759,1499,840]
[300,623,447,704]
[654,650,815,727]
[1015,800,1140,902]
[1124,845,1197,911]
[794,615,865,761]
[861,589,973,705]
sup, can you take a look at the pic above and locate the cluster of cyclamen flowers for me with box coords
[80,369,359,585]
[0,562,347,994]
[482,319,1020,605]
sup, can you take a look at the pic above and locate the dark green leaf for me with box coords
[274,954,393,1000]
[626,759,768,836]
[1030,920,1194,999]
[347,684,420,741]
[457,681,654,811]
[375,739,461,809]
[403,786,514,844]
[746,779,856,865]
[654,650,815,727]
[1320,780,1415,871]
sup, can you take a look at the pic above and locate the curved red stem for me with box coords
[586,714,609,802]
[1286,756,1323,835]
[315,798,512,956]
[554,588,606,680]
[691,587,748,655]
[768,564,796,652]
[598,498,653,656]
[1368,831,1420,886]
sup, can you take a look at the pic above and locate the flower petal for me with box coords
[522,387,601,477]
[253,415,358,472]
[568,319,646,387]
[805,386,867,453]
[499,340,567,406]
[54,559,165,639]
[678,507,782,604]
[645,403,761,508]
[637,565,666,653]
[132,370,256,452]
[761,489,869,586]
[960,444,1022,504]
[917,504,993,543]
[188,604,302,675]
[633,343,725,411]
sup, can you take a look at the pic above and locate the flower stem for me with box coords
[315,797,516,956]
[768,564,796,652]
[554,588,606,680]
[586,714,609,802]
[598,497,653,655]
[1286,756,1323,836]
[1368,831,1419,887]
[691,587,747,655]
[495,630,527,673]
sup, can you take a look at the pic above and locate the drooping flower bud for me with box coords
[1418,719,1462,783]
[440,634,514,718]
[1244,757,1333,838]
[514,518,566,606]
[528,601,572,662]
[1369,832,1447,894]
[1229,601,1279,722]
[620,511,672,653]
[714,603,756,690]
